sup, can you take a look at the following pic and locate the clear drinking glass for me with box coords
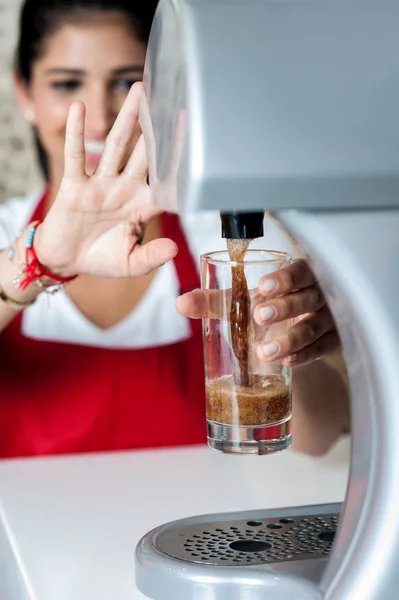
[201,249,292,455]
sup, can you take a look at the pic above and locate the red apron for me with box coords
[0,195,206,458]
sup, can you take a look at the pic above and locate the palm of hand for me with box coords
[41,175,156,278]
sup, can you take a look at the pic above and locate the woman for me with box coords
[0,0,348,459]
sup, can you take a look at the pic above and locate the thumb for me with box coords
[128,238,178,276]
[176,289,206,319]
[176,289,230,320]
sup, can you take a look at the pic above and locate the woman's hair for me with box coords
[16,0,158,180]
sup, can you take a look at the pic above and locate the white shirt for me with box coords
[0,189,297,349]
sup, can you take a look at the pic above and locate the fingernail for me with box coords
[259,306,276,322]
[263,342,279,357]
[261,279,277,293]
[287,354,298,364]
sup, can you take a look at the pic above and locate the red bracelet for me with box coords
[18,221,77,291]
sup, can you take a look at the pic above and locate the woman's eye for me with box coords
[51,80,81,92]
[113,78,139,92]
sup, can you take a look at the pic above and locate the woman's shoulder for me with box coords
[0,189,43,247]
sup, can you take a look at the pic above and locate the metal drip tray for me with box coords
[136,504,342,599]
[156,512,339,567]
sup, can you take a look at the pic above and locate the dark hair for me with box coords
[16,0,158,180]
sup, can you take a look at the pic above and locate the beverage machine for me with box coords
[135,1,399,598]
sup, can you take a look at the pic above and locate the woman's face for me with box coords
[15,14,146,178]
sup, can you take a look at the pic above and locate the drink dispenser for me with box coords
[136,0,399,598]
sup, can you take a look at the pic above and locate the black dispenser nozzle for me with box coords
[220,212,264,239]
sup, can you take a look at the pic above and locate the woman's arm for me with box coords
[291,352,350,456]
[0,228,44,332]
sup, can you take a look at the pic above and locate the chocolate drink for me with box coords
[227,238,251,386]
[206,373,291,426]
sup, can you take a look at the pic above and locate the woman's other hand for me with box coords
[176,259,340,367]
[35,83,177,279]
[253,259,339,367]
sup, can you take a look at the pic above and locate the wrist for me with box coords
[34,223,76,286]
[0,231,41,309]
[0,222,77,311]
[34,223,78,281]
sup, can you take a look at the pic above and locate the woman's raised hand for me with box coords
[35,83,177,279]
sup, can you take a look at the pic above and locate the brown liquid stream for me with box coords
[227,238,251,386]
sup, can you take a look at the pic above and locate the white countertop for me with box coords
[0,438,350,600]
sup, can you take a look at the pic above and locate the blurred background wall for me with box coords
[0,0,42,203]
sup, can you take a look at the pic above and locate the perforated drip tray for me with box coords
[156,512,339,567]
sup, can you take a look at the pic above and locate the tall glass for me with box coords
[201,250,292,455]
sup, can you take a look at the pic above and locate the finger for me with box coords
[257,307,335,361]
[254,284,325,325]
[259,259,317,298]
[128,237,178,276]
[96,82,142,177]
[123,134,148,180]
[176,290,206,319]
[281,333,341,368]
[176,289,231,320]
[64,102,87,180]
